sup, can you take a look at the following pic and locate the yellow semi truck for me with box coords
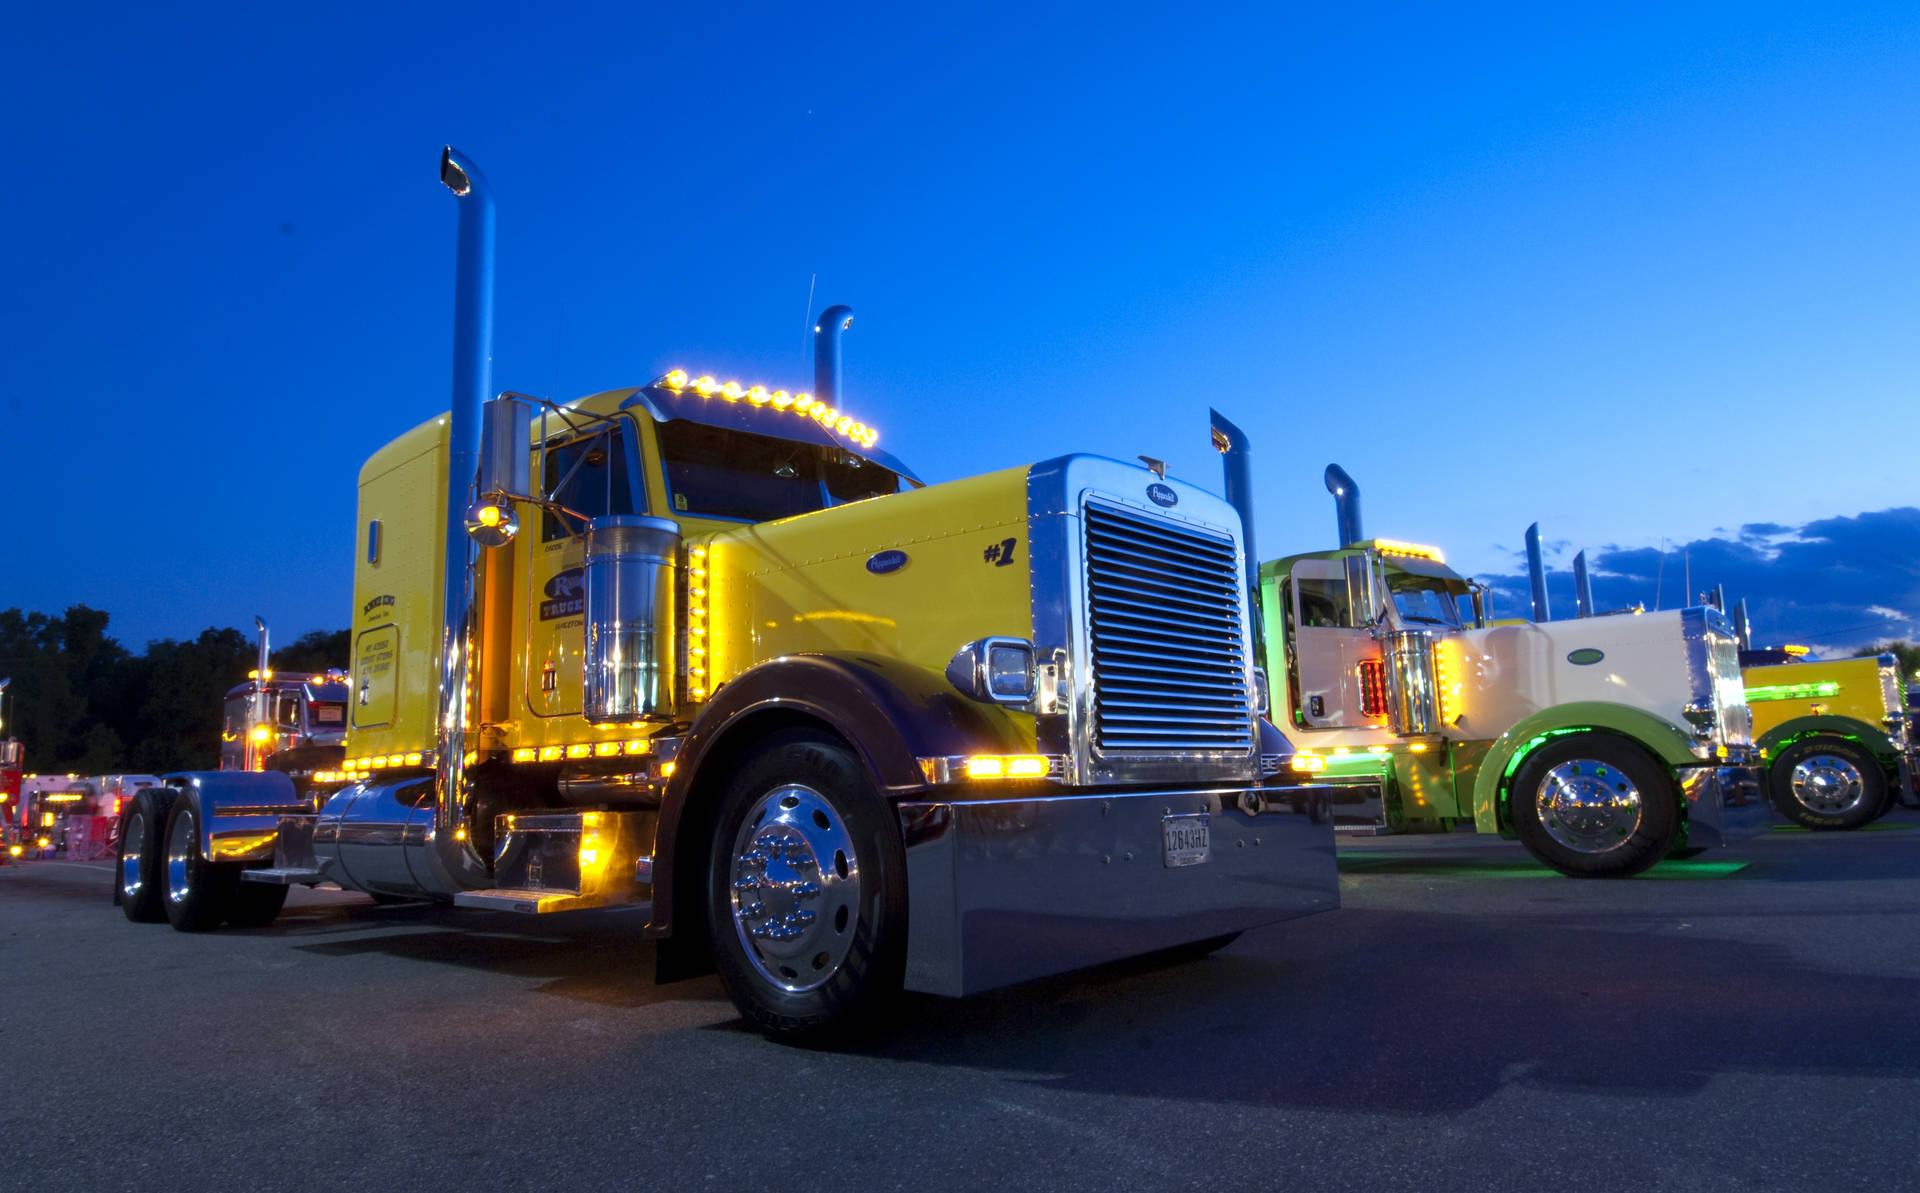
[111,148,1355,1040]
[1726,604,1914,829]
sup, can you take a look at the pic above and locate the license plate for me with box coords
[1162,813,1210,868]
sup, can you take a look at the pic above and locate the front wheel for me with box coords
[705,730,908,1043]
[1769,738,1886,830]
[1509,735,1677,878]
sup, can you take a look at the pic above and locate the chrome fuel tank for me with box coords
[314,778,442,898]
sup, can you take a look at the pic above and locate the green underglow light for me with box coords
[1744,680,1842,702]
[1337,854,1751,878]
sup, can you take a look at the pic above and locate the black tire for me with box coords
[1509,734,1677,878]
[225,880,289,928]
[117,788,178,922]
[704,729,908,1043]
[1768,737,1886,831]
[162,795,241,931]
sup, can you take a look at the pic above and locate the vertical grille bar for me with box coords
[1082,499,1252,754]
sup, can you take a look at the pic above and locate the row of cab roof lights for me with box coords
[654,370,880,450]
[1365,539,1446,563]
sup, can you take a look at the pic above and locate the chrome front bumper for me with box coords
[895,784,1342,998]
[1678,763,1770,847]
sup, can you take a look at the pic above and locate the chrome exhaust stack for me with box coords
[426,145,497,895]
[1573,551,1594,618]
[1325,464,1363,547]
[1325,465,1376,626]
[1210,410,1264,665]
[813,305,854,407]
[1525,523,1550,622]
[251,617,271,769]
[1733,599,1752,651]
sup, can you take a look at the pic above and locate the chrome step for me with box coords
[241,866,326,885]
[455,890,652,915]
[453,809,655,915]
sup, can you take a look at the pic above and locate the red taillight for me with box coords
[1358,657,1388,718]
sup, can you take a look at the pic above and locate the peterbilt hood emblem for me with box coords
[1147,483,1178,508]
[1567,648,1605,666]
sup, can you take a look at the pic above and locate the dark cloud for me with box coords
[1477,507,1920,655]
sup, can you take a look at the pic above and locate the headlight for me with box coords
[986,641,1034,699]
[946,637,1036,705]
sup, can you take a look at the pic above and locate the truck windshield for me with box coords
[1388,574,1465,628]
[659,421,907,522]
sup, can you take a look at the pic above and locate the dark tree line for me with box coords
[0,606,349,775]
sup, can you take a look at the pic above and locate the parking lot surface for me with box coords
[3,813,1917,1193]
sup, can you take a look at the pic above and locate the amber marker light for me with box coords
[964,755,1050,779]
[1288,754,1326,772]
[594,742,622,758]
[511,748,536,763]
[538,746,564,762]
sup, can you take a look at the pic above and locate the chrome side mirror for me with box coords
[466,394,534,548]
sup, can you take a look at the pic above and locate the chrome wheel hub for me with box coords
[165,809,195,906]
[728,783,860,993]
[120,811,145,900]
[1536,759,1642,854]
[1789,753,1865,815]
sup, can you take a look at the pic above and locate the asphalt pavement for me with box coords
[3,813,1917,1193]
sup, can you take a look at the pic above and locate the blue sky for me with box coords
[4,2,1916,652]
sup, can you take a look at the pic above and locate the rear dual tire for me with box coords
[117,788,177,922]
[118,788,286,930]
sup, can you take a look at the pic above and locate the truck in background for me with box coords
[1214,428,1769,878]
[113,148,1357,1041]
[1544,562,1916,831]
[1722,601,1916,829]
[218,617,349,803]
[0,738,21,859]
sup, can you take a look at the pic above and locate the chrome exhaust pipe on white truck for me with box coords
[1525,523,1550,622]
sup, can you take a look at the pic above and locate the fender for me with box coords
[1471,701,1701,834]
[1756,714,1899,764]
[647,652,1026,943]
[158,771,308,863]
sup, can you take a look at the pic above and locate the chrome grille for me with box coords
[1082,499,1252,753]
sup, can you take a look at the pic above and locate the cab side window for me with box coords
[223,697,251,741]
[542,426,640,542]
[1295,576,1353,629]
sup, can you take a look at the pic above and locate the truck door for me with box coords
[523,419,647,720]
[1290,558,1385,730]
